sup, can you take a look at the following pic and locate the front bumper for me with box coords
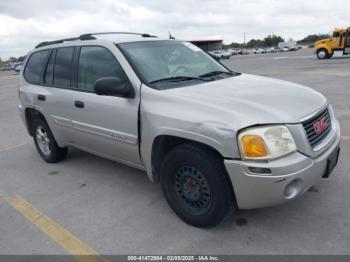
[224,123,341,210]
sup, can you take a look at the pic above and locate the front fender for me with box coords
[315,44,332,54]
[140,121,240,182]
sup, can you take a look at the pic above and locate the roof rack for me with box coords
[80,32,157,39]
[35,35,95,49]
[35,32,156,49]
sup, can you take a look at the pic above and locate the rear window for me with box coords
[53,47,74,87]
[44,50,56,85]
[24,50,50,84]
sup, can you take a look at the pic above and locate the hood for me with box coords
[315,38,331,45]
[164,74,327,127]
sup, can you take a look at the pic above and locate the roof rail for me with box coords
[79,32,157,39]
[35,32,156,49]
[35,35,96,49]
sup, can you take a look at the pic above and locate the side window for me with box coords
[24,50,50,84]
[78,46,128,92]
[53,47,74,87]
[44,49,56,85]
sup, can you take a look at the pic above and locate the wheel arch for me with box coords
[150,135,226,183]
[25,107,49,136]
[316,45,332,55]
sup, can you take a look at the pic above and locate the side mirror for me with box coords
[94,77,134,98]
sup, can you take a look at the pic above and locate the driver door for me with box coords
[71,45,142,165]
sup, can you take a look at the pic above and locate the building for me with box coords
[187,39,223,51]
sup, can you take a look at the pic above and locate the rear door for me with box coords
[69,45,142,165]
[27,47,83,145]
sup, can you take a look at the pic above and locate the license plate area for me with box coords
[322,147,340,178]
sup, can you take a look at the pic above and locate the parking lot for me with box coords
[0,48,349,256]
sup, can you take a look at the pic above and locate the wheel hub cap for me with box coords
[174,166,211,214]
[319,51,326,58]
[36,126,51,156]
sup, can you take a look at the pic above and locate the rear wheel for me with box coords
[316,48,329,59]
[33,119,67,163]
[160,143,235,227]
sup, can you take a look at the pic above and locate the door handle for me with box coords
[37,94,46,101]
[74,100,84,108]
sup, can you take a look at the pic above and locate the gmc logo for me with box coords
[313,117,328,135]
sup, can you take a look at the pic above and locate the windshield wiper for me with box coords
[199,70,234,78]
[149,76,209,84]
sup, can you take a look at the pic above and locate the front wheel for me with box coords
[316,48,329,59]
[160,143,235,227]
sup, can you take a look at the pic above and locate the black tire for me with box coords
[160,143,235,227]
[316,48,329,59]
[32,118,67,163]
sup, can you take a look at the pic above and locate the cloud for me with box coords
[0,0,349,59]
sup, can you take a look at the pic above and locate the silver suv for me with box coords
[19,32,340,227]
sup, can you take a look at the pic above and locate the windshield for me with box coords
[118,40,234,89]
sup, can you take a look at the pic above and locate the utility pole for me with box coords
[244,32,246,46]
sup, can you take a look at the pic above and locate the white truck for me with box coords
[278,41,298,51]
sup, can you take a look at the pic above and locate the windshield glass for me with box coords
[118,40,233,88]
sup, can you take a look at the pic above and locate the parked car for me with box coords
[254,48,266,54]
[19,32,340,227]
[209,50,230,59]
[227,49,238,55]
[266,47,275,53]
[0,66,13,71]
[15,65,22,73]
[267,47,283,53]
[274,47,283,52]
[241,49,250,55]
[236,48,243,55]
[208,50,221,59]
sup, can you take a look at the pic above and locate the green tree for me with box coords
[263,35,284,47]
[225,34,285,49]
[297,34,330,45]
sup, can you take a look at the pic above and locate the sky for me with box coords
[0,0,349,59]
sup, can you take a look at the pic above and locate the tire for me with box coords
[160,143,235,227]
[316,48,329,59]
[33,119,67,163]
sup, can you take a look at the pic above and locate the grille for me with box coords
[302,108,331,148]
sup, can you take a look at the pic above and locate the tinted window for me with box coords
[24,50,49,84]
[44,50,55,85]
[53,47,74,87]
[78,46,128,92]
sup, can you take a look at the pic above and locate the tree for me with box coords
[297,34,330,45]
[224,42,244,48]
[263,35,284,47]
[17,56,26,62]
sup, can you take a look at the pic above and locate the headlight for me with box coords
[238,125,297,160]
